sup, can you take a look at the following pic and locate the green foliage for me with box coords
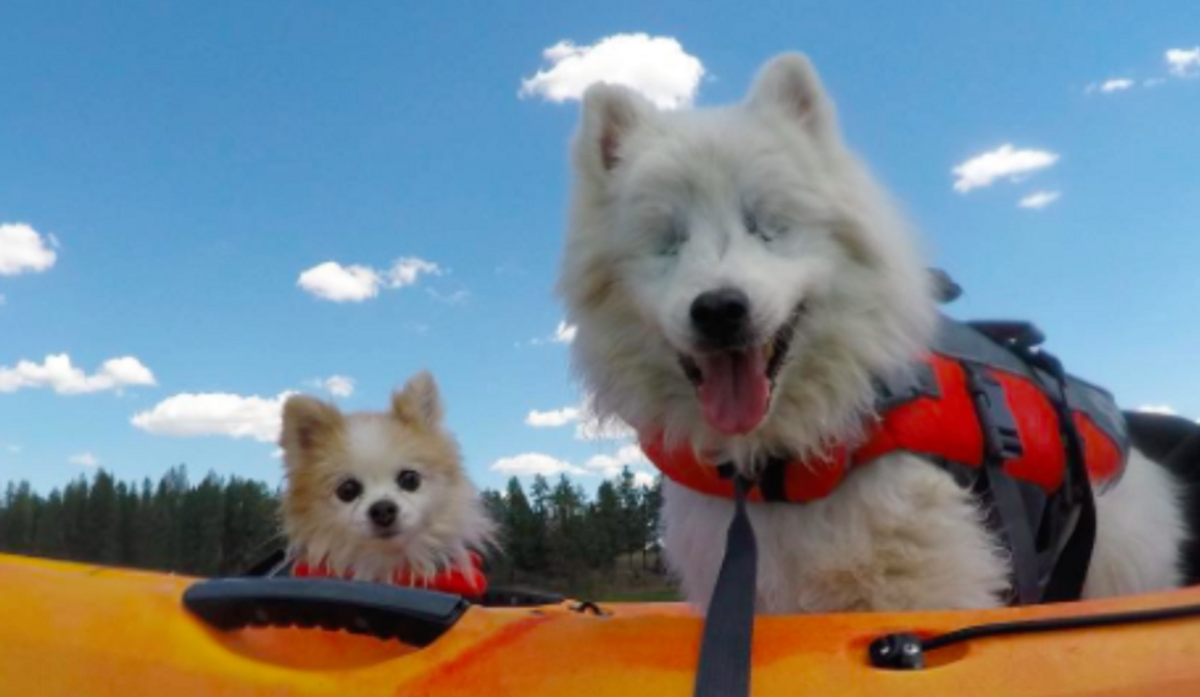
[0,463,667,597]
[482,467,667,591]
[0,466,279,576]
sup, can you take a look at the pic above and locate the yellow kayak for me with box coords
[3,553,1200,696]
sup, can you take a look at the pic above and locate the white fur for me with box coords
[1085,448,1186,598]
[559,52,1190,614]
[663,455,1010,612]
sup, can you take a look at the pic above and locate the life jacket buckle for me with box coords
[964,363,1025,462]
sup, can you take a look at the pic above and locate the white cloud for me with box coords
[0,223,58,276]
[297,262,382,302]
[952,145,1060,193]
[131,391,294,443]
[524,395,637,441]
[632,471,656,488]
[1097,78,1134,93]
[69,452,99,468]
[554,321,577,344]
[491,452,587,477]
[0,354,156,395]
[574,414,637,441]
[526,406,582,428]
[520,33,705,110]
[427,288,469,305]
[297,256,441,303]
[1018,190,1062,210]
[387,257,441,288]
[310,375,355,398]
[531,321,577,346]
[1166,47,1200,77]
[1137,404,1177,416]
[583,443,648,477]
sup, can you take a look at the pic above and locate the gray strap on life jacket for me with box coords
[962,360,1043,605]
[693,474,758,697]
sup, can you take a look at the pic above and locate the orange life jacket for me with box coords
[292,551,488,599]
[641,318,1130,605]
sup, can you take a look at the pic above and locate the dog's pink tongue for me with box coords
[697,349,770,435]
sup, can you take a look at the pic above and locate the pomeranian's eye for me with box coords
[335,478,363,503]
[397,469,422,492]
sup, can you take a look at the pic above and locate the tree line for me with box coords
[0,466,280,576]
[482,469,665,589]
[0,465,666,591]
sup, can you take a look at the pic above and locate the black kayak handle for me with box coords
[183,577,469,646]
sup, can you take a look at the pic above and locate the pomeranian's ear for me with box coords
[392,371,444,428]
[280,395,344,458]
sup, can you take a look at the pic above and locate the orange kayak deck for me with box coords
[3,553,1200,696]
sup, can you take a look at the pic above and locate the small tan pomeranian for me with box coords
[279,371,494,589]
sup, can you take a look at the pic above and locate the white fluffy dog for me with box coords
[557,52,1188,613]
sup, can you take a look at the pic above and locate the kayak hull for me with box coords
[3,554,1199,696]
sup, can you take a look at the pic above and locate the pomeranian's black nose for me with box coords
[368,500,398,528]
[690,288,751,347]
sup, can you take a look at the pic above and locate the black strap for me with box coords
[980,465,1042,605]
[962,361,1042,605]
[693,475,757,697]
[872,599,1200,670]
[1028,349,1097,603]
[758,457,788,502]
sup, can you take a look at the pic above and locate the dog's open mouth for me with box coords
[679,304,804,436]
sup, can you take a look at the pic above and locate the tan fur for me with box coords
[279,372,494,583]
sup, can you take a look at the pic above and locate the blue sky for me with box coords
[2,2,1198,493]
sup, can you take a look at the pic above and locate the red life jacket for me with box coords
[292,551,488,599]
[641,318,1130,605]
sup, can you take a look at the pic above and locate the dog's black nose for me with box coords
[690,288,751,346]
[368,500,398,528]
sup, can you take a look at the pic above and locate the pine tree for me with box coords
[640,474,664,570]
[221,477,281,574]
[180,472,224,575]
[133,478,155,565]
[502,477,544,573]
[61,477,90,561]
[615,467,643,568]
[546,475,589,580]
[591,480,623,570]
[117,481,140,567]
[1,482,36,552]
[32,490,66,558]
[87,471,121,564]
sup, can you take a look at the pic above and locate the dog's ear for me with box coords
[573,83,656,179]
[280,395,344,460]
[746,53,840,144]
[392,371,444,428]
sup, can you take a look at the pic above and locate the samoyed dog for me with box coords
[557,52,1189,613]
